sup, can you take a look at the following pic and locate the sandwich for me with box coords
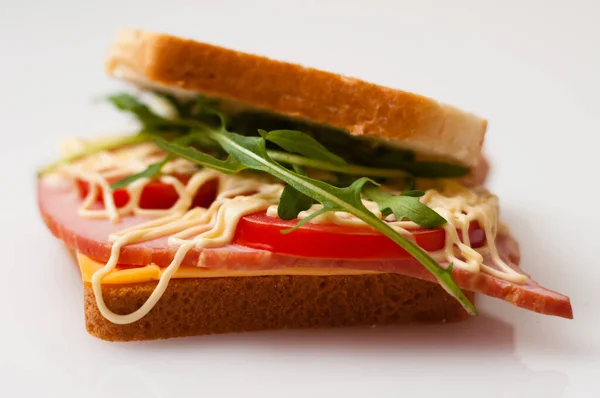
[37,28,573,342]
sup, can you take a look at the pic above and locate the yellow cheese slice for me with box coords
[77,252,379,285]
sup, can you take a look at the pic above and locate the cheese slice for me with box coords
[77,252,379,285]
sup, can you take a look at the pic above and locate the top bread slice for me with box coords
[106,29,487,167]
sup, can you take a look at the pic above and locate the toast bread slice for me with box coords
[84,273,474,341]
[106,29,487,167]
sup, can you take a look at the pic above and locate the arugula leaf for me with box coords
[38,133,152,176]
[105,93,465,180]
[394,161,468,178]
[196,96,228,128]
[259,129,346,166]
[159,130,475,315]
[92,92,477,315]
[110,160,168,190]
[266,151,409,179]
[277,186,315,220]
[311,129,467,178]
[397,190,424,197]
[107,93,183,131]
[374,150,416,164]
[39,93,195,176]
[278,178,374,234]
[109,135,207,189]
[319,136,467,178]
[277,164,315,220]
[363,186,446,228]
[155,139,246,174]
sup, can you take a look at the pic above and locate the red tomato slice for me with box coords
[233,212,485,260]
[76,176,218,210]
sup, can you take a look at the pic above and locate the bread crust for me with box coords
[84,274,474,341]
[106,29,486,167]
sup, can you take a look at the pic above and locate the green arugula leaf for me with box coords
[259,129,346,166]
[374,150,416,164]
[110,160,168,190]
[68,92,477,316]
[278,178,373,234]
[395,161,469,178]
[165,130,475,315]
[266,151,409,179]
[107,93,183,131]
[155,138,246,174]
[363,186,446,228]
[277,163,315,220]
[196,96,228,128]
[109,135,204,189]
[277,186,315,220]
[38,134,152,176]
[105,93,466,180]
[106,93,468,179]
[345,146,467,178]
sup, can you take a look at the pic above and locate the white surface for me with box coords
[1,0,599,397]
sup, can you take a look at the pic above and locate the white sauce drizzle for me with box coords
[50,139,525,324]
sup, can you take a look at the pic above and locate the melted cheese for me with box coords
[50,138,524,325]
[77,252,379,284]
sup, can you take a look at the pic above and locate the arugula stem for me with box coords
[208,131,477,315]
[359,217,476,314]
[267,151,410,178]
[38,134,152,175]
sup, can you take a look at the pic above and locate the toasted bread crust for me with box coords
[84,274,473,341]
[106,29,486,167]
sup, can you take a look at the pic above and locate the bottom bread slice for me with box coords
[84,273,474,341]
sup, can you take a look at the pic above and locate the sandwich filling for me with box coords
[38,92,573,324]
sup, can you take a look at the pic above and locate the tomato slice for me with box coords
[76,176,218,210]
[233,212,485,260]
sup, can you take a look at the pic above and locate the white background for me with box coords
[1,0,599,397]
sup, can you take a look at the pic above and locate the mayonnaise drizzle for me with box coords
[269,181,526,283]
[92,180,282,324]
[51,139,525,324]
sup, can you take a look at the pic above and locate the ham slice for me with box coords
[38,177,573,319]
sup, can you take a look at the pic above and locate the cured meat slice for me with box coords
[38,177,573,318]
